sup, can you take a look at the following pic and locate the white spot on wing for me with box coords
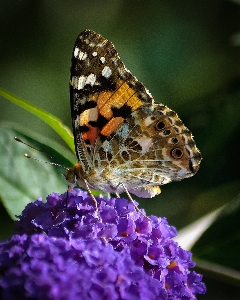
[77,76,86,89]
[92,52,97,57]
[71,75,98,90]
[143,116,155,127]
[70,76,85,90]
[135,137,153,154]
[102,66,112,78]
[100,57,105,64]
[79,51,87,60]
[85,73,96,86]
[74,47,80,58]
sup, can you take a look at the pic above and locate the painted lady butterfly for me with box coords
[66,29,201,201]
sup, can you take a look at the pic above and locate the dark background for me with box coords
[1,1,240,298]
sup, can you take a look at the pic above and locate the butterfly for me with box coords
[66,29,201,202]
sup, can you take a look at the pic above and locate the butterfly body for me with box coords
[66,29,201,198]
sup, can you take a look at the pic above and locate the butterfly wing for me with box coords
[70,29,201,197]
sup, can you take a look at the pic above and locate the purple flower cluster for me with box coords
[0,235,164,300]
[0,189,206,299]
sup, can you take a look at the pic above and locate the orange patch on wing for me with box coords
[79,107,99,145]
[100,117,124,136]
[126,93,144,110]
[97,81,144,120]
[82,124,99,145]
[89,92,99,102]
[97,91,114,111]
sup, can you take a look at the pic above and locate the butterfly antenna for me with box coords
[14,136,67,170]
[24,153,67,169]
[15,137,53,159]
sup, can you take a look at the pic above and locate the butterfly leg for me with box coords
[121,183,150,220]
[83,179,98,211]
[61,188,70,207]
[115,193,120,198]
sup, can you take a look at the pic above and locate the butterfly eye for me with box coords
[171,148,183,159]
[155,121,165,131]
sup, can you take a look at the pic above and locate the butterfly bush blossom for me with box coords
[0,189,206,299]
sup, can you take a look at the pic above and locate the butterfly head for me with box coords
[66,163,85,189]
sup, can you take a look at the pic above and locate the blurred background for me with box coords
[1,1,240,298]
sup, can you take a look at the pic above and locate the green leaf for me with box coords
[0,87,74,153]
[0,125,69,219]
[175,206,224,251]
[0,123,104,219]
[192,193,240,272]
[0,199,14,240]
[3,121,76,166]
[195,258,240,287]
